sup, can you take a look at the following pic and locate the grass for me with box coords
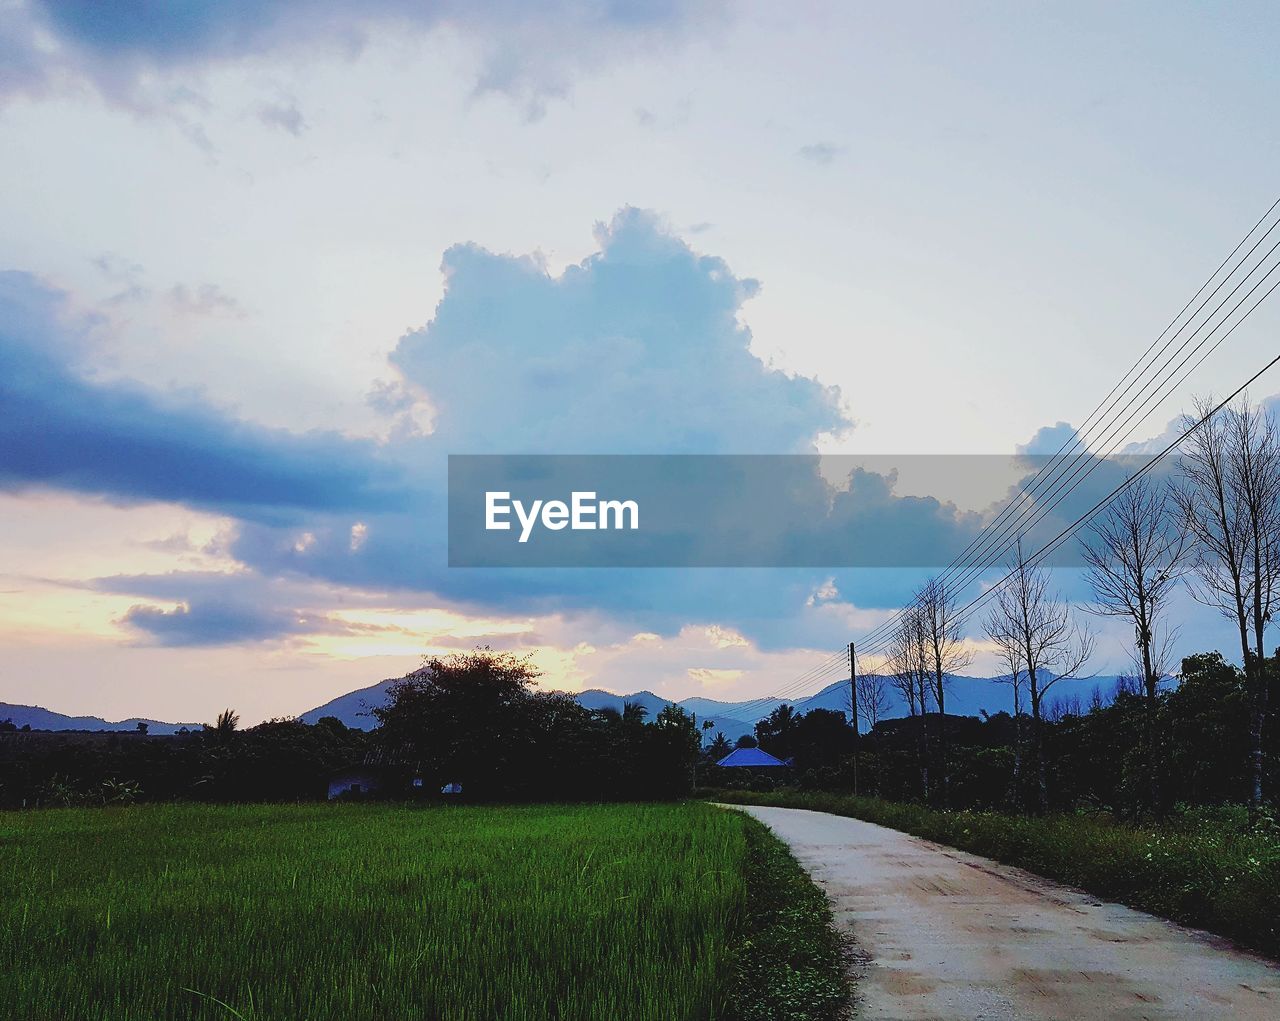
[1,801,852,1021]
[726,816,851,1021]
[707,789,1280,958]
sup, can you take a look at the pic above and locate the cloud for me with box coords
[7,211,1156,650]
[121,600,317,646]
[208,209,867,633]
[0,272,402,518]
[257,101,306,135]
[1016,420,1079,455]
[167,282,246,318]
[93,255,246,319]
[5,1,727,113]
[391,207,848,454]
[12,210,865,643]
[798,142,844,165]
[93,569,355,646]
[0,5,46,97]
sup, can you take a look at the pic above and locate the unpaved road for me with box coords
[727,804,1280,1020]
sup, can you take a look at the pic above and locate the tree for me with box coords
[1177,397,1280,808]
[852,672,890,794]
[984,543,1093,812]
[788,708,855,769]
[755,703,801,760]
[135,721,148,735]
[855,671,890,732]
[734,734,758,749]
[987,617,1027,807]
[1081,476,1187,813]
[705,731,733,762]
[652,704,701,793]
[622,700,650,727]
[887,606,933,800]
[593,699,650,735]
[916,578,972,806]
[209,709,239,741]
[1167,652,1249,805]
[371,647,543,798]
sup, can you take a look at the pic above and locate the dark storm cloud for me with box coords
[0,272,403,518]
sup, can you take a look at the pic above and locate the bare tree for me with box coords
[916,578,972,806]
[1176,396,1280,808]
[1081,475,1187,814]
[1113,675,1141,699]
[846,669,890,795]
[984,543,1093,813]
[887,605,933,800]
[987,619,1027,807]
[855,671,891,732]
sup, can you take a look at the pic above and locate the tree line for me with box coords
[0,649,702,808]
[716,650,1273,817]
[829,396,1279,817]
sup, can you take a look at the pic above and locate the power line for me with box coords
[742,199,1280,713]
[848,199,1280,657]
[927,198,1280,597]
[878,348,1280,656]
[747,198,1280,711]
[849,263,1280,665]
[864,251,1280,646]
[714,648,850,724]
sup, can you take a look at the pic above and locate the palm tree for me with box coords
[706,732,733,761]
[210,708,240,740]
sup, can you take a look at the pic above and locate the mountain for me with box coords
[10,672,1129,740]
[295,671,1126,744]
[297,678,400,728]
[781,673,1127,722]
[0,703,200,735]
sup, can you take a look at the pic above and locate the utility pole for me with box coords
[849,641,859,796]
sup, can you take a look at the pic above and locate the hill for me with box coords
[0,702,200,735]
[9,671,1129,741]
[297,678,400,728]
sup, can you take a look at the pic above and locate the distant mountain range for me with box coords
[0,704,201,735]
[5,672,1125,743]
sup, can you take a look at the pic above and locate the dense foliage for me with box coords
[703,652,1278,819]
[0,649,703,806]
[0,716,369,808]
[710,789,1280,958]
[370,649,700,801]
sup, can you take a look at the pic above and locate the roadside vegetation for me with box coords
[727,815,852,1021]
[709,790,1280,958]
[2,800,851,1021]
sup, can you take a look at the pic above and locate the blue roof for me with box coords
[716,747,788,767]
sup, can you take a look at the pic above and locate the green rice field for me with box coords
[1,802,752,1021]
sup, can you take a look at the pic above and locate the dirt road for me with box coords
[727,804,1280,1020]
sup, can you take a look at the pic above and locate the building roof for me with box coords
[715,746,789,767]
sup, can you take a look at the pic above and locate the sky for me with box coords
[2,1,1280,725]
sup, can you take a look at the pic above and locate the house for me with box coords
[327,742,431,800]
[715,746,790,768]
[326,766,388,799]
